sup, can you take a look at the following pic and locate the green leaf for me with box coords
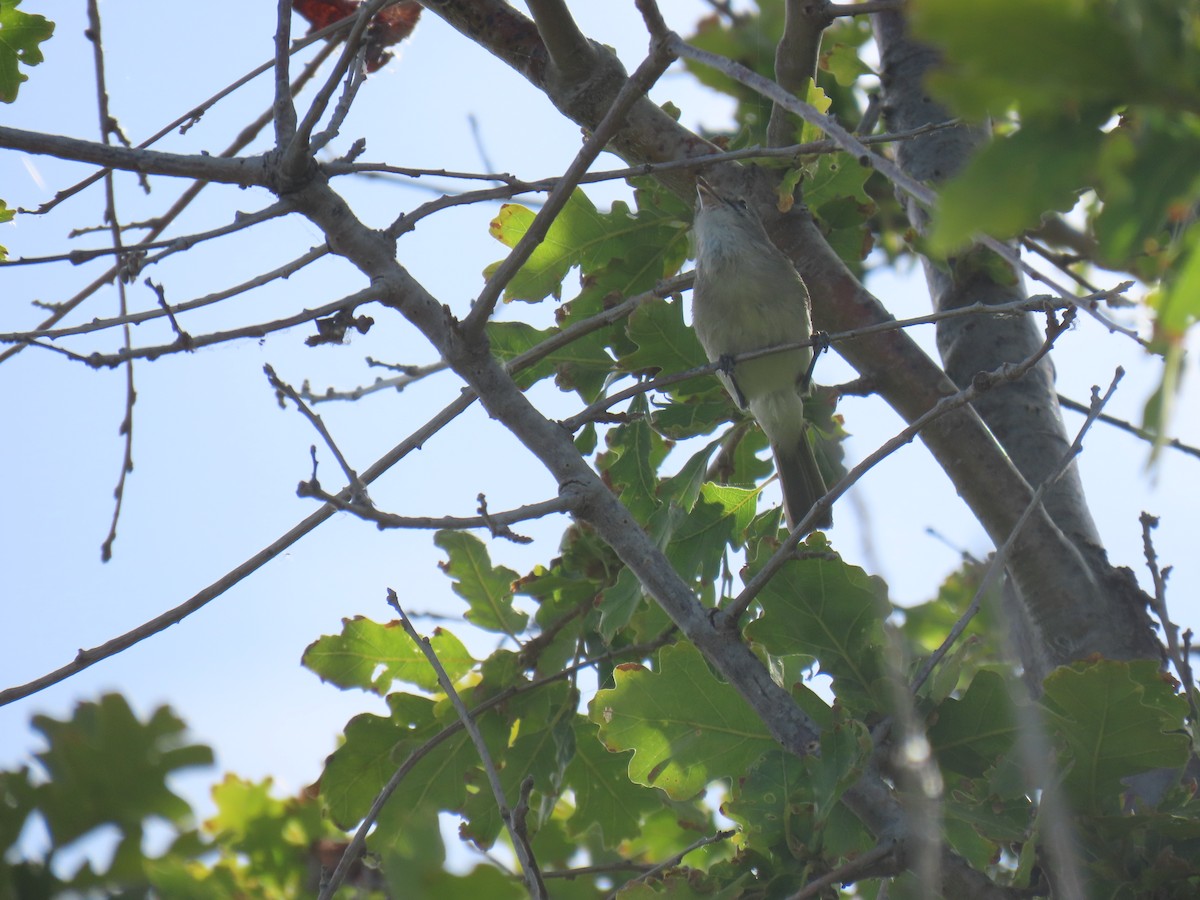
[31,694,212,849]
[1041,659,1191,815]
[804,152,872,213]
[744,554,890,713]
[598,565,647,643]
[1093,113,1200,270]
[930,119,1103,253]
[485,198,583,303]
[486,319,616,400]
[485,320,559,389]
[665,483,757,584]
[566,719,666,847]
[683,6,784,144]
[911,0,1146,117]
[799,80,833,148]
[204,775,332,892]
[303,616,474,694]
[0,767,36,854]
[484,188,689,304]
[1152,226,1200,339]
[321,692,472,828]
[928,668,1018,778]
[657,437,723,509]
[618,296,707,377]
[588,643,775,800]
[434,530,528,635]
[822,41,874,87]
[652,397,731,441]
[723,716,869,856]
[0,0,54,103]
[598,395,667,521]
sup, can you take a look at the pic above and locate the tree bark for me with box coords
[871,9,1159,677]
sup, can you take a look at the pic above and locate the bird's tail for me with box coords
[773,434,832,532]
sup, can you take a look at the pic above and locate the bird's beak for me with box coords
[696,176,717,209]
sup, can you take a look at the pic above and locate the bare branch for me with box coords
[0,246,328,347]
[297,484,573,537]
[1059,394,1200,461]
[273,0,298,145]
[1,200,294,268]
[33,288,376,366]
[299,359,448,403]
[1141,512,1198,721]
[1,44,338,366]
[266,364,367,500]
[86,0,138,563]
[0,125,274,188]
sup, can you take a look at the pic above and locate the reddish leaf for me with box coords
[292,0,421,73]
[293,0,358,32]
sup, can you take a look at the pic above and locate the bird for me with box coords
[690,178,831,531]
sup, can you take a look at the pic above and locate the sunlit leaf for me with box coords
[589,643,775,800]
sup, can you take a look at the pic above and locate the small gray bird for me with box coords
[691,179,831,531]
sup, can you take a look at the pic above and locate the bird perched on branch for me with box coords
[691,178,831,532]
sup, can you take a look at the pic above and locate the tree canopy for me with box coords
[1,0,1199,897]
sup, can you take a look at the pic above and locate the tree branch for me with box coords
[386,591,547,899]
[766,0,827,148]
[0,125,275,188]
[526,0,595,82]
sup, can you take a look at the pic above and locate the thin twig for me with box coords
[1,246,330,346]
[913,363,1125,693]
[463,33,676,331]
[0,254,648,703]
[283,0,389,175]
[721,311,1077,625]
[299,359,448,403]
[0,41,338,365]
[2,200,295,268]
[0,390,474,707]
[265,364,366,499]
[604,829,736,900]
[273,0,298,146]
[298,483,574,538]
[788,840,901,900]
[27,288,377,367]
[1059,394,1200,461]
[668,34,1145,344]
[29,18,350,217]
[320,631,675,900]
[1140,513,1198,722]
[560,292,1089,434]
[86,0,136,563]
[386,590,547,899]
